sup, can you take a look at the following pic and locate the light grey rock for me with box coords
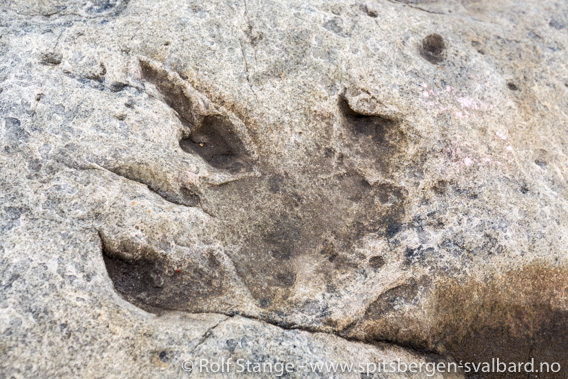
[1,0,568,377]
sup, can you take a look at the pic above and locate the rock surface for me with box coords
[1,0,568,377]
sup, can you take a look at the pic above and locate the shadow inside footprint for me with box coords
[180,115,251,173]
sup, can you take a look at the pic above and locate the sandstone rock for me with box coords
[1,0,567,377]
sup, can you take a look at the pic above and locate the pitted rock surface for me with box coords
[1,0,568,377]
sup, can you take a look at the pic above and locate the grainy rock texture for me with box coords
[1,0,568,377]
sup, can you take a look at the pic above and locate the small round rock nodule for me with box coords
[420,33,446,64]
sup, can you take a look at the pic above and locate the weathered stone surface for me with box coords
[1,0,568,377]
